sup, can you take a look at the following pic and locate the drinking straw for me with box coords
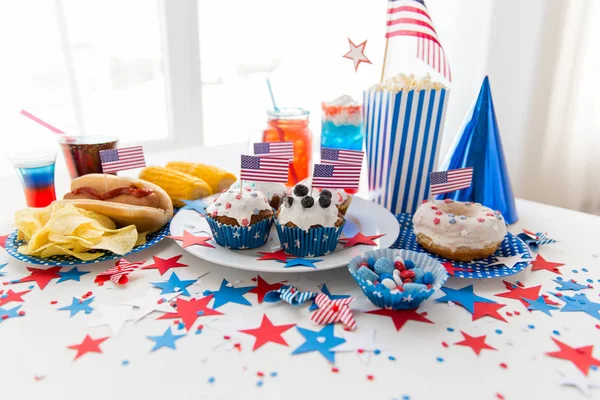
[20,109,66,134]
[266,79,279,112]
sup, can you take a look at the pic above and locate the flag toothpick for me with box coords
[429,167,473,196]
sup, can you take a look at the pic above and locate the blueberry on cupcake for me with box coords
[294,179,352,216]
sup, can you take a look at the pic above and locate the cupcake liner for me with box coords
[205,214,273,249]
[348,249,448,310]
[274,219,345,257]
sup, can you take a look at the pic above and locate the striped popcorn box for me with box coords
[363,87,449,215]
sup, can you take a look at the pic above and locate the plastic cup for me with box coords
[58,135,118,179]
[9,150,57,208]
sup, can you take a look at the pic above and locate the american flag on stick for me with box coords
[385,0,451,82]
[99,146,146,173]
[313,163,361,189]
[241,155,289,183]
[430,167,473,195]
[94,258,145,285]
[321,147,364,167]
[254,142,294,160]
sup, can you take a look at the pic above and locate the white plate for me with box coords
[169,197,400,273]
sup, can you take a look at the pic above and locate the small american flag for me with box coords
[94,258,145,285]
[241,155,289,183]
[254,142,294,160]
[430,167,473,195]
[313,163,361,189]
[386,0,451,82]
[99,146,146,173]
[321,147,364,167]
[310,294,356,330]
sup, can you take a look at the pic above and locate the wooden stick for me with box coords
[380,38,389,84]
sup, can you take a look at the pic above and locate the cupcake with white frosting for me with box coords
[229,180,286,209]
[205,189,274,249]
[296,178,352,216]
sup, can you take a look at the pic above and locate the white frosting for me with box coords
[229,181,287,202]
[206,189,272,225]
[369,73,446,93]
[277,190,341,230]
[322,95,362,126]
[296,178,348,206]
[412,199,507,252]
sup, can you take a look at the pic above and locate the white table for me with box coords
[1,144,599,400]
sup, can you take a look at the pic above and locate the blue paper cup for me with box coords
[205,214,273,249]
[348,249,448,310]
[363,87,449,215]
[274,219,345,257]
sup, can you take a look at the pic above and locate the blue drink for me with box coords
[10,152,57,207]
[321,96,363,151]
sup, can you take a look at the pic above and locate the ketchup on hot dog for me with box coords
[71,186,154,201]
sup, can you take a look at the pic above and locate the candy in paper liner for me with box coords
[205,213,273,250]
[348,249,448,310]
[274,219,345,257]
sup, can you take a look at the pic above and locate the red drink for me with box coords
[59,135,118,179]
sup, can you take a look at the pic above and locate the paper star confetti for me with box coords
[338,232,385,248]
[311,293,356,330]
[94,258,144,286]
[436,285,496,314]
[257,249,294,262]
[559,369,600,396]
[292,324,345,363]
[553,277,589,292]
[523,296,559,316]
[86,304,133,335]
[143,255,188,276]
[472,302,507,322]
[0,305,24,322]
[366,308,433,331]
[67,335,109,360]
[147,327,186,352]
[342,38,372,72]
[530,254,564,274]
[180,199,206,214]
[249,275,286,304]
[454,331,496,355]
[168,230,214,249]
[496,282,544,307]
[546,337,600,375]
[309,283,350,311]
[57,267,90,283]
[239,314,296,351]
[0,234,8,249]
[263,285,317,306]
[204,279,253,309]
[122,289,181,322]
[17,266,61,289]
[58,297,95,317]
[281,258,323,269]
[487,254,532,269]
[151,272,197,297]
[0,263,7,277]
[558,293,600,321]
[0,289,30,307]
[442,262,474,276]
[158,295,222,330]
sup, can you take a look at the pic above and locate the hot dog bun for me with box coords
[60,174,174,233]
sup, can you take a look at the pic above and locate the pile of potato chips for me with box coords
[15,203,146,260]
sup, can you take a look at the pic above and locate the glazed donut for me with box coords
[412,199,507,262]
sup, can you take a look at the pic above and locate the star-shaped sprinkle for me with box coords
[204,279,253,309]
[558,293,600,321]
[309,283,350,311]
[496,283,543,307]
[143,255,188,276]
[57,267,90,283]
[0,289,30,307]
[281,258,323,269]
[86,304,133,335]
[122,289,181,322]
[67,335,109,360]
[0,305,24,322]
[436,285,496,314]
[291,324,345,363]
[151,272,197,297]
[366,308,433,331]
[239,314,296,351]
[180,199,206,214]
[559,369,600,396]
[523,296,559,316]
[472,302,507,322]
[546,337,600,375]
[17,266,61,289]
[158,295,222,330]
[442,262,474,276]
[256,249,294,262]
[168,230,214,249]
[342,38,372,72]
[553,277,589,292]
[249,275,286,304]
[58,297,95,317]
[338,232,385,248]
[147,327,186,352]
[530,254,564,274]
[487,254,532,269]
[460,229,469,237]
[454,331,496,355]
[0,263,8,277]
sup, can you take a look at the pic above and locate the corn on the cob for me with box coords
[165,161,237,193]
[139,166,212,208]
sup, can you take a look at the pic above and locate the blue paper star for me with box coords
[151,272,196,297]
[553,277,589,292]
[57,267,90,283]
[436,285,496,314]
[0,263,7,277]
[180,199,206,214]
[147,327,186,352]
[558,293,600,321]
[308,283,350,311]
[523,296,559,316]
[58,297,95,317]
[291,324,345,363]
[0,305,23,322]
[281,258,323,269]
[203,279,253,309]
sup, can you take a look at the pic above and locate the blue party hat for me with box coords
[437,76,518,224]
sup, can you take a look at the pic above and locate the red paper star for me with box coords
[143,255,188,275]
[158,295,222,330]
[239,314,296,351]
[495,284,542,307]
[472,302,507,323]
[342,38,372,72]
[18,266,61,290]
[249,275,286,303]
[168,231,214,249]
[546,337,600,375]
[530,254,564,274]
[338,232,386,248]
[256,249,294,262]
[366,308,433,331]
[0,289,30,307]
[67,335,109,360]
[442,261,474,276]
[454,331,497,355]
[0,234,8,249]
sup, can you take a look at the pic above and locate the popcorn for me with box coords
[369,73,446,93]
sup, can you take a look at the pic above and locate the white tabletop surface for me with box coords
[1,143,599,400]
